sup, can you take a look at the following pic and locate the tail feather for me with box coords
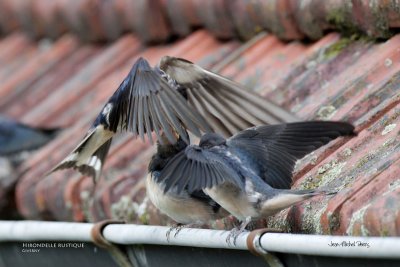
[85,138,112,182]
[47,126,114,182]
[261,188,335,216]
[290,188,337,196]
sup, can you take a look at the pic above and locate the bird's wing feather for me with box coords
[104,57,212,144]
[227,121,355,189]
[47,128,112,182]
[159,56,298,137]
[156,144,242,194]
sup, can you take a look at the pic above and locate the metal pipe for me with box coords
[103,224,249,250]
[0,221,93,242]
[1,221,400,259]
[260,233,400,259]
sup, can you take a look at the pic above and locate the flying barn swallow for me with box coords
[153,121,355,243]
[49,56,297,182]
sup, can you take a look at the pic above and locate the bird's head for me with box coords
[199,133,226,149]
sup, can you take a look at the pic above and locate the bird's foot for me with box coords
[226,217,252,246]
[226,227,246,246]
[166,223,202,242]
[166,224,182,242]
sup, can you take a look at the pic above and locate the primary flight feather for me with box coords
[49,56,297,182]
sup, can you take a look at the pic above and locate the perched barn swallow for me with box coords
[0,115,58,159]
[147,133,229,234]
[49,56,297,182]
[154,121,355,243]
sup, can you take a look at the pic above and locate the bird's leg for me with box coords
[166,223,182,242]
[226,217,252,246]
[166,223,204,242]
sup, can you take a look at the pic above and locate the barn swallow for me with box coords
[154,121,355,243]
[147,133,229,238]
[0,115,58,161]
[49,56,297,182]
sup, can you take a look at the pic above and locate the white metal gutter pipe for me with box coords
[1,221,400,259]
[103,225,400,258]
[102,224,249,250]
[0,221,94,242]
[259,233,400,259]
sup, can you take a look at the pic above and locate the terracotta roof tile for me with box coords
[0,1,399,238]
[22,35,141,128]
[2,0,400,42]
[5,44,101,119]
[0,35,79,111]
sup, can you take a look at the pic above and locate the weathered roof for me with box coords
[1,0,400,42]
[0,0,399,237]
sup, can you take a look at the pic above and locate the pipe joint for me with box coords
[246,228,282,256]
[91,220,125,249]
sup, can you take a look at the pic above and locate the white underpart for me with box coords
[146,174,217,224]
[261,193,312,216]
[245,179,263,203]
[205,183,258,221]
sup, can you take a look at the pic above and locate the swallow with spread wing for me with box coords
[147,133,229,236]
[152,121,355,243]
[48,56,297,182]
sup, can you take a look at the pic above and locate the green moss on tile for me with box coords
[111,196,136,222]
[322,34,374,61]
[139,212,150,225]
[355,153,376,169]
[355,135,398,172]
[369,2,391,38]
[301,175,323,190]
[327,7,348,28]
[326,6,359,36]
[266,211,292,232]
[323,37,353,60]
[341,148,352,158]
[80,190,94,222]
[328,211,341,233]
[301,201,330,234]
[317,160,347,184]
[381,228,390,237]
[316,105,337,120]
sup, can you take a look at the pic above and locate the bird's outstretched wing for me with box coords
[227,121,355,189]
[49,55,299,182]
[102,57,212,144]
[156,142,243,194]
[47,127,112,183]
[158,56,298,137]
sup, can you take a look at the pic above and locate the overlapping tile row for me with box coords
[2,0,400,43]
[88,32,400,234]
[35,31,270,224]
[266,35,400,236]
[8,30,239,222]
[13,36,145,220]
[1,28,400,236]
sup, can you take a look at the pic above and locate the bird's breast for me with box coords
[146,173,218,224]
